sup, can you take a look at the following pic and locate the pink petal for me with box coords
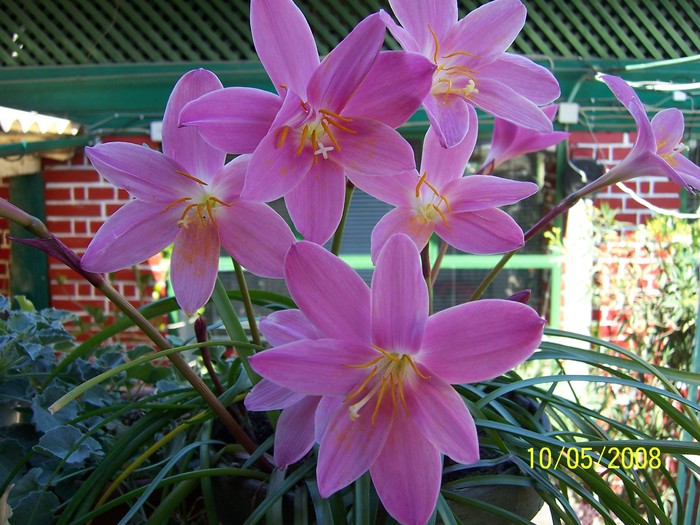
[389,0,457,52]
[333,118,416,177]
[251,0,319,97]
[606,149,678,186]
[405,371,480,465]
[370,413,442,525]
[245,379,306,411]
[241,125,313,202]
[170,222,220,316]
[371,234,428,354]
[443,0,526,65]
[248,339,375,395]
[81,200,179,272]
[285,241,371,345]
[379,10,419,53]
[435,208,525,254]
[472,77,553,132]
[600,75,655,153]
[317,397,393,497]
[343,51,435,128]
[210,154,249,202]
[443,175,538,212]
[162,69,226,180]
[179,87,282,154]
[423,93,472,148]
[419,299,545,383]
[349,169,418,208]
[217,200,295,278]
[674,155,700,190]
[307,13,385,112]
[651,108,684,154]
[479,54,560,105]
[315,395,343,443]
[285,160,346,245]
[274,396,320,469]
[85,143,198,203]
[420,115,477,189]
[370,207,434,263]
[260,309,323,347]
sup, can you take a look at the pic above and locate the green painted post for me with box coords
[9,173,49,309]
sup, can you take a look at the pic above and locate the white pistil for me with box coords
[314,142,334,159]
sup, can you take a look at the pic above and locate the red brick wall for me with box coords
[4,135,168,343]
[569,130,682,226]
[569,131,684,346]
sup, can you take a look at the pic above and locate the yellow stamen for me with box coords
[319,109,353,122]
[438,78,453,98]
[279,83,288,89]
[344,355,385,369]
[176,170,208,186]
[179,202,198,222]
[371,344,401,362]
[389,373,398,415]
[442,50,479,59]
[210,196,231,207]
[205,199,218,227]
[345,366,378,402]
[406,355,431,380]
[300,100,309,111]
[196,203,206,227]
[277,126,290,148]
[321,119,341,151]
[440,194,452,212]
[427,24,440,64]
[431,204,450,228]
[161,196,191,214]
[397,372,409,416]
[296,125,309,156]
[415,171,428,197]
[423,178,441,197]
[326,118,356,134]
[371,376,389,425]
[310,129,319,151]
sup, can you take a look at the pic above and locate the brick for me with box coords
[626,197,680,210]
[46,204,102,217]
[612,213,638,224]
[652,180,682,195]
[611,147,633,161]
[105,203,124,215]
[116,188,130,201]
[90,220,105,234]
[61,236,93,250]
[44,187,71,201]
[73,221,88,234]
[44,171,100,184]
[88,187,116,200]
[570,148,595,159]
[48,220,72,233]
[73,187,86,200]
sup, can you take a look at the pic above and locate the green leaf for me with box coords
[33,426,102,465]
[8,489,59,525]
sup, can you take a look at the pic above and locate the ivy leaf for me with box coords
[33,426,102,465]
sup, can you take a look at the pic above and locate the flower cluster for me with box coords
[77,0,700,523]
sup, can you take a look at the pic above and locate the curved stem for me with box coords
[211,278,261,386]
[233,259,261,348]
[331,180,355,256]
[1,202,270,471]
[430,240,449,285]
[468,186,587,301]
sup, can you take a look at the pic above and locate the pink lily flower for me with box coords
[248,234,545,525]
[181,0,435,245]
[383,0,560,148]
[479,104,569,174]
[81,69,295,316]
[599,75,700,191]
[353,110,538,261]
[246,309,324,469]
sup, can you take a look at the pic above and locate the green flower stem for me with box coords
[430,240,449,285]
[212,277,261,385]
[468,181,597,301]
[233,259,262,347]
[2,205,268,470]
[331,180,355,256]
